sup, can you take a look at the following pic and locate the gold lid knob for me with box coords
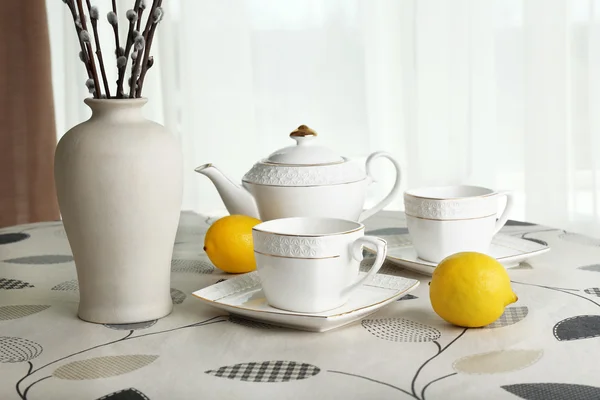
[290,125,317,137]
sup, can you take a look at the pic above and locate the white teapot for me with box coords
[194,125,402,222]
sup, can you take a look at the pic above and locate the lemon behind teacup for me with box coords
[429,252,518,328]
[203,215,261,274]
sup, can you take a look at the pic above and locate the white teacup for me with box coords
[252,217,387,313]
[403,185,515,263]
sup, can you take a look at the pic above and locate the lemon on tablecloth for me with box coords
[429,252,518,328]
[203,215,261,274]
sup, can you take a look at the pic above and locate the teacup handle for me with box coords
[341,236,388,297]
[493,191,516,235]
[358,152,402,223]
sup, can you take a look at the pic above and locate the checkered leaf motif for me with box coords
[104,320,157,331]
[171,259,214,274]
[205,361,320,382]
[0,337,43,363]
[0,278,34,290]
[3,255,73,264]
[397,294,418,301]
[229,315,283,330]
[362,318,441,342]
[96,388,150,400]
[0,305,50,321]
[51,279,79,291]
[485,306,529,329]
[53,355,159,380]
[170,288,186,304]
[360,260,405,276]
[502,383,600,400]
[584,288,600,297]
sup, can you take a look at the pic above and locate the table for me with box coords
[1,211,600,400]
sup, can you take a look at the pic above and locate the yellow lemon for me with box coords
[429,252,518,328]
[203,215,262,274]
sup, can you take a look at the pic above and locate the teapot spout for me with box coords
[194,163,260,219]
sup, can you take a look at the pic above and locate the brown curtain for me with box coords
[0,0,60,228]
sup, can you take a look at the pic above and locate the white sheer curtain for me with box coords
[45,0,600,237]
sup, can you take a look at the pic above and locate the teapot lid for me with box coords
[242,125,366,187]
[265,125,345,165]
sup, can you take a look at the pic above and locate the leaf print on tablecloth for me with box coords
[0,337,43,363]
[104,320,157,331]
[53,355,159,380]
[171,259,214,274]
[579,264,600,272]
[485,307,529,328]
[0,278,34,290]
[229,315,283,330]
[170,288,186,304]
[502,383,600,400]
[96,387,150,400]
[51,279,79,291]
[453,349,543,374]
[0,232,30,245]
[0,305,50,321]
[361,318,441,342]
[4,255,73,264]
[584,288,600,297]
[205,361,320,382]
[397,294,418,301]
[553,315,600,341]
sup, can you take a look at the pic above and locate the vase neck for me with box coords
[84,98,148,121]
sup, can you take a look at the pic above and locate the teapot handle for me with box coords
[358,152,402,223]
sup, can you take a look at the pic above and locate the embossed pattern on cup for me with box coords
[403,186,499,220]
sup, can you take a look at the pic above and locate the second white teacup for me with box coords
[403,185,515,263]
[252,217,387,313]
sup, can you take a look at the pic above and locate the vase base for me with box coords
[77,302,174,325]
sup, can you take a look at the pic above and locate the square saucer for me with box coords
[192,272,420,332]
[366,233,550,276]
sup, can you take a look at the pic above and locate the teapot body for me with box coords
[243,179,369,222]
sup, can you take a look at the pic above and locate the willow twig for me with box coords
[76,0,101,98]
[136,0,146,32]
[136,0,163,97]
[65,1,93,83]
[116,0,142,98]
[86,1,110,97]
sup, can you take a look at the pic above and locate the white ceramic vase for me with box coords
[54,98,183,324]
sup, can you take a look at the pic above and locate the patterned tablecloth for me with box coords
[1,210,600,400]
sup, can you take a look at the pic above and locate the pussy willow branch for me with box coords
[136,0,145,32]
[110,1,121,57]
[86,0,110,97]
[136,0,163,97]
[116,0,142,97]
[76,0,101,98]
[65,0,93,83]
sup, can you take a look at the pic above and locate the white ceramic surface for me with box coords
[367,233,550,276]
[403,185,515,262]
[54,98,183,324]
[252,217,387,313]
[192,271,420,332]
[194,125,402,222]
